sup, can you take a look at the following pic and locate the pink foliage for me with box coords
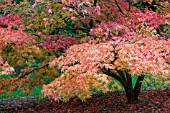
[90,22,129,39]
[0,14,24,30]
[0,14,35,48]
[0,28,34,48]
[37,34,77,52]
[50,36,170,77]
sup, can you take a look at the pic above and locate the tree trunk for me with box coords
[124,75,145,103]
[102,68,145,104]
[125,87,136,103]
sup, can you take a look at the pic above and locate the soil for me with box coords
[0,88,170,113]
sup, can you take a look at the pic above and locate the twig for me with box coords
[115,0,125,15]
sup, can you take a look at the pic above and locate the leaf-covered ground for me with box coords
[1,88,170,113]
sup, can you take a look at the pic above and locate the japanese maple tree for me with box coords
[42,0,170,103]
[42,35,170,103]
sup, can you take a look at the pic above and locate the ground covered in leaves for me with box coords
[1,88,170,113]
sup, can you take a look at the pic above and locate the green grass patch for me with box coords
[0,87,42,99]
[0,73,13,79]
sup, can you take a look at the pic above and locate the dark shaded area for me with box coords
[0,88,169,113]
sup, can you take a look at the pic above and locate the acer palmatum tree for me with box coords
[42,35,170,103]
[41,0,170,104]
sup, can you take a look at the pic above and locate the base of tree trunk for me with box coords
[127,97,138,104]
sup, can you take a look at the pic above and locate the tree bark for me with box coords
[102,68,145,104]
[124,74,145,103]
[133,75,145,101]
[125,86,135,103]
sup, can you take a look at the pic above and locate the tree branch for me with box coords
[115,0,125,15]
[18,63,49,79]
[117,70,127,82]
[102,68,127,88]
[0,63,50,89]
[128,0,132,11]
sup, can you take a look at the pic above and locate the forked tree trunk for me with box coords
[102,68,145,104]
[123,75,145,103]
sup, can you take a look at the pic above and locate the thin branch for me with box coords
[18,63,49,79]
[128,0,132,11]
[115,0,125,15]
[0,63,49,88]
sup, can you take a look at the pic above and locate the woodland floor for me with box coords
[0,88,170,113]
